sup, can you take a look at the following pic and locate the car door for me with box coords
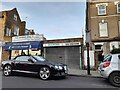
[14,56,31,71]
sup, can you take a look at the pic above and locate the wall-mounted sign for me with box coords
[12,35,44,42]
[3,41,43,50]
[43,42,81,47]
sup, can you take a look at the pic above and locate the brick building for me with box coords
[0,8,26,61]
[88,0,120,55]
[25,29,35,35]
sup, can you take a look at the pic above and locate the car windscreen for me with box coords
[103,55,112,62]
[33,56,46,62]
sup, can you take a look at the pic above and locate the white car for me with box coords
[98,53,120,87]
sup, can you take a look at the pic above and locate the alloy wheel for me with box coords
[3,65,12,76]
[39,67,50,80]
[113,75,120,84]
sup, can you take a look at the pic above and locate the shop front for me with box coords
[43,38,84,70]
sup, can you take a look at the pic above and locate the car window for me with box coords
[15,56,30,62]
[33,56,46,62]
[118,55,120,60]
[103,55,112,62]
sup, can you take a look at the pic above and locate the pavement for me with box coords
[68,69,102,78]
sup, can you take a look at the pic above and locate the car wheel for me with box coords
[109,72,120,87]
[39,67,51,80]
[3,65,12,76]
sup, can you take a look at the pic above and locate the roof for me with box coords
[0,8,22,21]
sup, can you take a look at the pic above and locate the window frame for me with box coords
[5,28,11,37]
[117,3,120,13]
[119,21,120,34]
[14,26,19,36]
[97,4,107,15]
[14,14,17,21]
[99,22,108,37]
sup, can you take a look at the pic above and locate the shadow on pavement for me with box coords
[7,72,68,80]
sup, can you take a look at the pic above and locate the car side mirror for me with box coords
[28,58,34,63]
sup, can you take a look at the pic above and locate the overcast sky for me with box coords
[1,1,86,40]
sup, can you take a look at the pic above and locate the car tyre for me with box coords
[3,65,12,76]
[39,67,51,80]
[109,72,120,87]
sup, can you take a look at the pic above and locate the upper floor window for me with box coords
[117,4,120,13]
[5,28,11,36]
[119,21,120,33]
[99,23,108,37]
[14,26,19,36]
[14,14,17,21]
[25,30,30,35]
[97,4,106,15]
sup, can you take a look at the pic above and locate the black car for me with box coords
[1,55,68,80]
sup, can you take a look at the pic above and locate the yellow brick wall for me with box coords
[1,8,26,61]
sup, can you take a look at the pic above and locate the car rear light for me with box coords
[103,62,110,68]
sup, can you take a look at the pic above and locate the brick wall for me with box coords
[1,8,26,61]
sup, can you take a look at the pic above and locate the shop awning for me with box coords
[3,41,43,50]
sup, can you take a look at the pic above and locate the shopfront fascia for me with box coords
[3,41,43,59]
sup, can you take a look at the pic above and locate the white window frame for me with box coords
[119,21,120,33]
[14,26,19,36]
[97,4,107,15]
[117,3,120,13]
[14,14,17,21]
[99,23,108,37]
[5,28,11,36]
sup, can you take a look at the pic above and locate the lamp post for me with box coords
[86,1,90,75]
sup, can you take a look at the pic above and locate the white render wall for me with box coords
[84,50,95,68]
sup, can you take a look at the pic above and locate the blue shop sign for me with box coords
[3,41,43,50]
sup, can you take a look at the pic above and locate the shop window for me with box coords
[97,4,106,15]
[99,23,108,37]
[5,28,11,36]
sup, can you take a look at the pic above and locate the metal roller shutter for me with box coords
[45,46,80,69]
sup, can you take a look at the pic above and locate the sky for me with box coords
[1,1,86,40]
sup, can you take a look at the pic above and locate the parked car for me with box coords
[98,53,120,87]
[1,55,68,80]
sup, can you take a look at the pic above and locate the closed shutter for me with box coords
[45,47,80,69]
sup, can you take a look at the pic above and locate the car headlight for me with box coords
[55,65,63,70]
[55,65,59,69]
[58,66,63,70]
[64,66,67,70]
